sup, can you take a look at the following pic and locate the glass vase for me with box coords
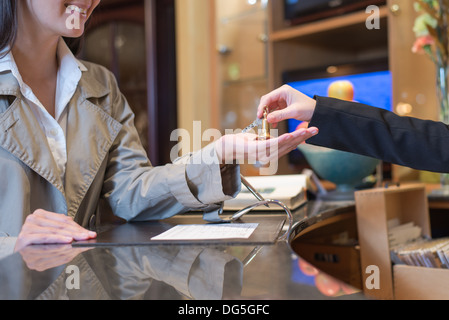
[436,54,449,192]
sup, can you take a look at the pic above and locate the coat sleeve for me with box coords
[101,74,241,222]
[0,236,16,260]
[307,96,449,173]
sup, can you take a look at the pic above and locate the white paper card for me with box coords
[151,223,259,241]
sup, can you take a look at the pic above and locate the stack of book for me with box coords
[388,218,449,269]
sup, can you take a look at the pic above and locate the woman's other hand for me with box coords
[215,127,318,166]
[15,210,97,252]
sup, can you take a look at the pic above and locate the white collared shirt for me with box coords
[0,38,87,186]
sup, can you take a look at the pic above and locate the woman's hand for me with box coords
[19,245,92,272]
[257,85,317,127]
[14,209,97,252]
[215,127,318,165]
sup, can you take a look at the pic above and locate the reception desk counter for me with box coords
[0,201,366,301]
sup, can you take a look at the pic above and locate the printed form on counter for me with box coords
[151,223,259,241]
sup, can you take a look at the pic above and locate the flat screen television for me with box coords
[284,0,386,26]
[282,57,392,166]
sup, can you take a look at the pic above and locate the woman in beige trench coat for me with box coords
[0,0,318,256]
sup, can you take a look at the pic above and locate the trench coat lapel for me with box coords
[0,70,123,218]
[0,72,65,194]
[64,72,122,218]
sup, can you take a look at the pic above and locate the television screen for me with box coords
[284,0,386,25]
[282,58,392,165]
[287,70,392,133]
[285,0,335,19]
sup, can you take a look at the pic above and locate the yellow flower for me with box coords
[413,13,438,37]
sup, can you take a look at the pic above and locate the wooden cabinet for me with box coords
[268,3,389,90]
[214,0,268,133]
[81,0,178,166]
[266,0,438,179]
[213,0,269,176]
[388,0,438,122]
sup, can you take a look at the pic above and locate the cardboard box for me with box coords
[393,264,449,300]
[355,183,449,300]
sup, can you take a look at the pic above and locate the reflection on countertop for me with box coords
[0,201,366,300]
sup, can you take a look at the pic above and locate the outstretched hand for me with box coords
[215,127,318,166]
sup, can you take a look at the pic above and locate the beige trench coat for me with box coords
[0,61,240,256]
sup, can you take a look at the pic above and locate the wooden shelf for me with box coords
[265,0,439,179]
[269,5,388,42]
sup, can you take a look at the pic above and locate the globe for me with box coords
[298,144,380,201]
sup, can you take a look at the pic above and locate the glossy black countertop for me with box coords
[0,201,366,301]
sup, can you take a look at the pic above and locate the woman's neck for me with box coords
[11,1,65,118]
[12,36,60,82]
[12,34,60,118]
[13,0,60,83]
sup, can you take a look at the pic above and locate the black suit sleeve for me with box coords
[307,96,449,173]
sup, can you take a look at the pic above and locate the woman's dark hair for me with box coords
[0,0,17,56]
[0,0,85,57]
